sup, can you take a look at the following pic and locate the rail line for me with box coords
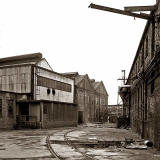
[46,128,97,160]
[64,129,97,160]
[46,134,63,160]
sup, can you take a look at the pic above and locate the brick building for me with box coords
[91,80,108,122]
[0,53,77,129]
[107,104,123,123]
[63,72,108,124]
[119,0,160,149]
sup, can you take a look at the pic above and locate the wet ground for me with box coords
[0,123,160,160]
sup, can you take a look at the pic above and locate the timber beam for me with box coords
[124,5,156,12]
[89,3,152,20]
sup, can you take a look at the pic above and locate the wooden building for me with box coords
[0,53,77,129]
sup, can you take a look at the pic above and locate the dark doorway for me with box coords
[19,103,29,115]
[78,111,83,124]
[19,102,29,121]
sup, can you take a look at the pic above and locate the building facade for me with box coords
[119,0,160,148]
[107,105,123,123]
[0,53,77,129]
[91,80,108,122]
[63,72,108,124]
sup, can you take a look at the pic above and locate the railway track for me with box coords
[46,135,63,160]
[46,128,97,160]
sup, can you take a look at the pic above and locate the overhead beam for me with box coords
[89,3,152,20]
[124,5,156,12]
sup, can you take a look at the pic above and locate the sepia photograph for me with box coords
[0,0,160,159]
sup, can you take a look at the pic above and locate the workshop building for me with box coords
[0,53,77,129]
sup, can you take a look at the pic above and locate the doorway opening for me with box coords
[78,111,83,124]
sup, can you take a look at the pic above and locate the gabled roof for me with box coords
[35,58,53,71]
[92,81,108,96]
[92,81,101,90]
[0,53,42,66]
[74,75,84,85]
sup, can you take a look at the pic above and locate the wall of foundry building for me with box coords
[121,1,160,149]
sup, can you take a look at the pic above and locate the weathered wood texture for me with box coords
[0,65,31,93]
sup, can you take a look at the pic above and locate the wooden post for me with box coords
[40,102,44,128]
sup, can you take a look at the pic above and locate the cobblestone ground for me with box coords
[0,123,160,160]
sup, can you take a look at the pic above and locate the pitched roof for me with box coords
[74,75,85,85]
[62,72,79,75]
[92,81,108,96]
[92,81,101,89]
[0,53,42,66]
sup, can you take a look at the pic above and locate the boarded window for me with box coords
[0,99,2,118]
[37,75,71,92]
[8,99,14,118]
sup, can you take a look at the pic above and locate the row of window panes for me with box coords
[132,36,149,78]
[37,75,71,92]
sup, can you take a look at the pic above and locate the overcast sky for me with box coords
[0,0,156,104]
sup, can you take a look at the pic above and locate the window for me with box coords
[151,81,154,94]
[141,51,143,67]
[145,37,148,58]
[21,83,26,92]
[8,99,13,118]
[0,99,2,118]
[9,75,14,90]
[20,73,26,83]
[37,75,72,92]
[0,77,2,90]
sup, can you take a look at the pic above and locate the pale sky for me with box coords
[0,0,156,104]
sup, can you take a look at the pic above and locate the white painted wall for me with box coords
[36,59,53,71]
[34,67,74,103]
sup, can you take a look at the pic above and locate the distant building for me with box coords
[63,72,108,123]
[0,53,77,129]
[91,80,108,122]
[107,104,123,123]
